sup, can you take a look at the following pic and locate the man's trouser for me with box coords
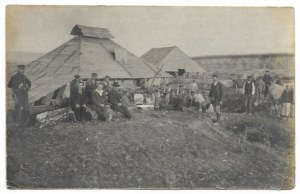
[13,92,30,126]
[244,95,253,113]
[73,106,86,121]
[94,106,110,120]
[256,92,264,104]
[201,99,221,121]
[281,103,291,117]
[264,84,270,97]
[111,105,131,119]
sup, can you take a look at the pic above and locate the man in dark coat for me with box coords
[8,64,31,126]
[70,74,81,97]
[107,82,131,119]
[85,73,98,104]
[202,74,223,125]
[243,76,255,114]
[262,70,273,97]
[91,83,111,121]
[70,81,87,121]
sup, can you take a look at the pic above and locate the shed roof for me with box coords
[141,46,206,73]
[70,24,114,39]
[26,34,170,103]
[141,46,175,65]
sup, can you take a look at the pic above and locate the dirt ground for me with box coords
[6,91,294,189]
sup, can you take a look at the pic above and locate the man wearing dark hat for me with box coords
[262,70,273,97]
[70,74,81,98]
[107,82,131,119]
[243,76,256,114]
[202,74,223,125]
[8,64,31,126]
[85,73,98,104]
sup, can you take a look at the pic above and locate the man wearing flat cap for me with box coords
[85,73,98,104]
[202,74,224,125]
[103,75,112,88]
[8,64,31,127]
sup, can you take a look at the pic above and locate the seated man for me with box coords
[159,92,170,110]
[121,91,134,108]
[154,90,161,110]
[70,81,87,122]
[107,84,131,119]
[91,83,111,121]
[193,90,205,111]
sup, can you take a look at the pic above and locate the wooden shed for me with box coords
[141,46,206,77]
[26,25,170,106]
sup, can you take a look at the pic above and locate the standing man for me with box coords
[8,64,31,127]
[85,73,98,104]
[262,70,273,97]
[243,76,255,114]
[70,81,87,122]
[207,74,223,125]
[279,84,293,121]
[107,83,131,119]
[103,75,112,88]
[70,74,81,97]
[255,76,265,105]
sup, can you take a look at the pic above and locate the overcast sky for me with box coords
[6,6,294,57]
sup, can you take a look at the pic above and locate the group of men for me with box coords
[7,64,293,127]
[242,70,293,119]
[69,73,131,122]
[151,75,223,125]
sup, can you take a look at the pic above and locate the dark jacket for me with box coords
[262,74,273,86]
[209,82,223,105]
[91,90,108,107]
[107,89,122,106]
[280,90,293,103]
[8,72,31,91]
[8,72,31,107]
[86,78,97,93]
[70,89,87,108]
[244,81,255,96]
[70,79,80,95]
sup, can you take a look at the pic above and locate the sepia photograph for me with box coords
[5,5,295,189]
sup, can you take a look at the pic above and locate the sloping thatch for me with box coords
[141,46,206,73]
[25,25,170,103]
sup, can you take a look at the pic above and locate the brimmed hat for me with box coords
[17,64,26,69]
[112,81,120,87]
[212,74,218,78]
[92,73,98,77]
[247,75,252,79]
[105,75,111,79]
[74,74,80,78]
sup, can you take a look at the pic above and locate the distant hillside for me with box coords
[6,51,44,74]
[193,53,294,77]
